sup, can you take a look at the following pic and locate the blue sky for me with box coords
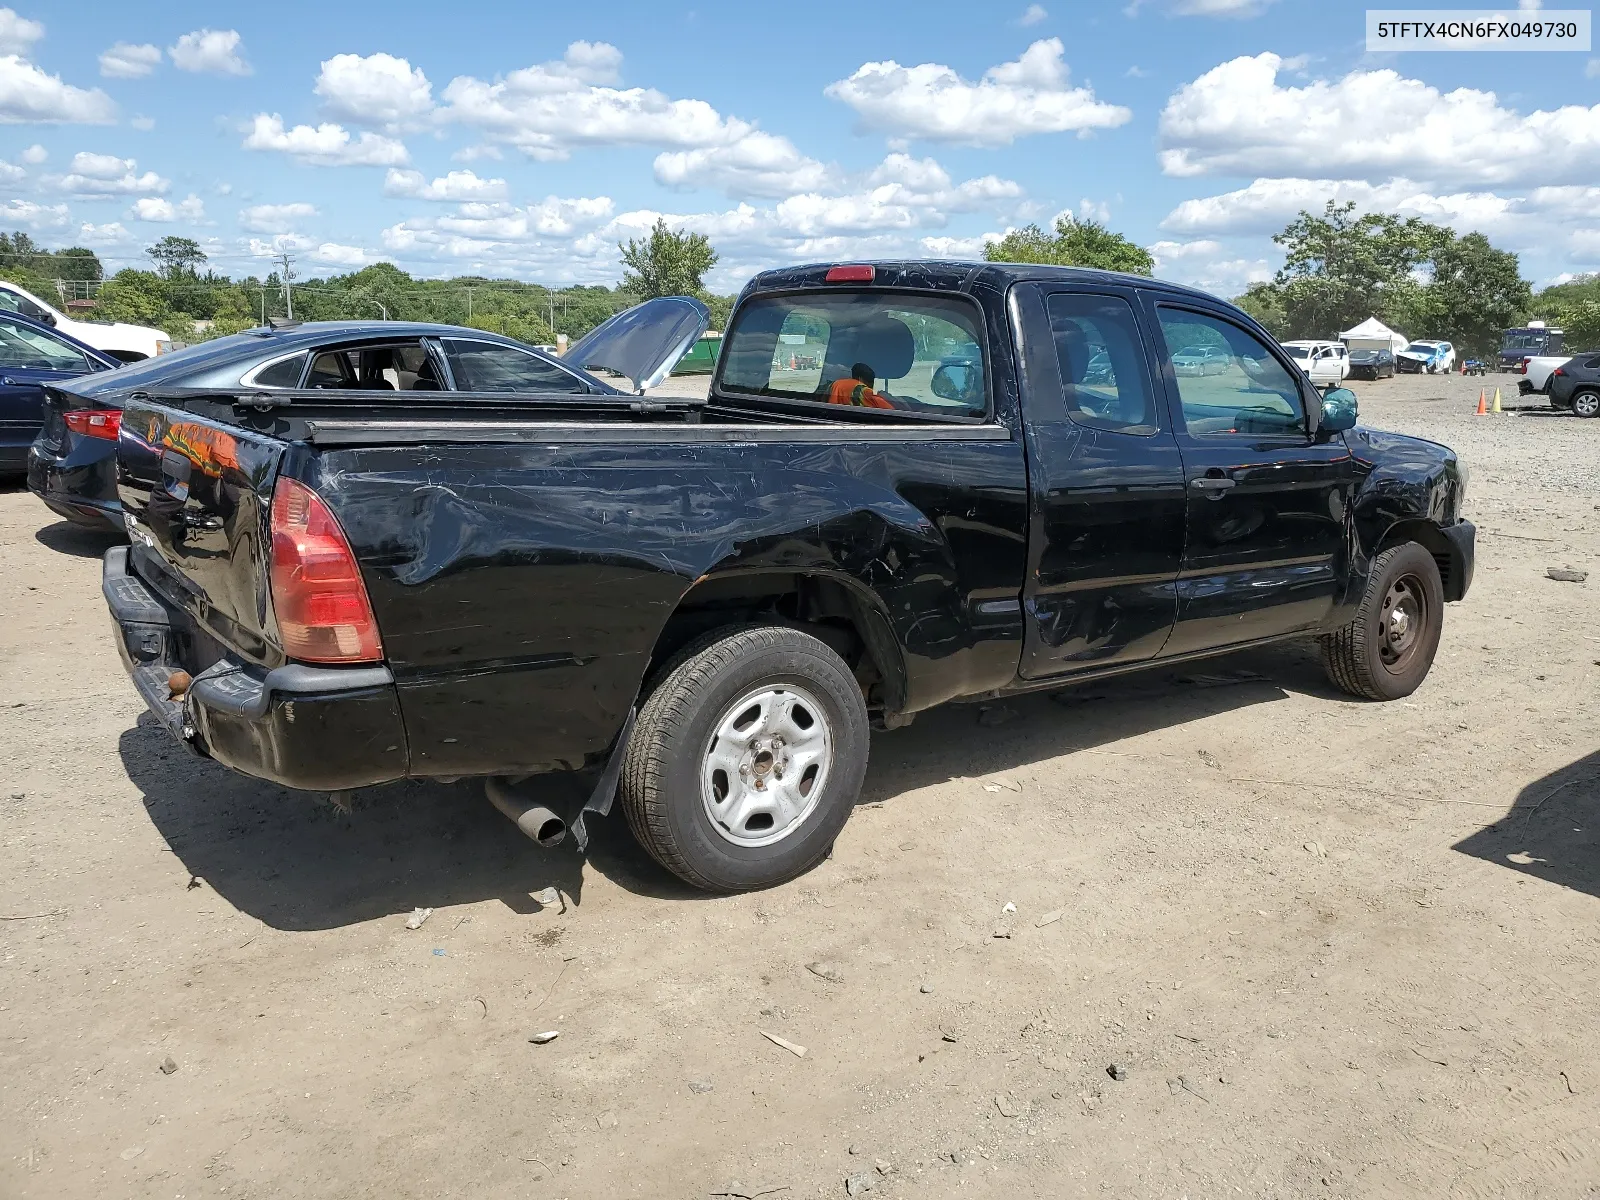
[1,0,1597,295]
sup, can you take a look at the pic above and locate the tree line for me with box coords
[4,208,1595,355]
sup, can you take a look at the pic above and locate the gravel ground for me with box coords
[1,368,1597,1199]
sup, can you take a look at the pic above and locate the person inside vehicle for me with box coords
[827,362,895,409]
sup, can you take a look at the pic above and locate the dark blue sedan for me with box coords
[0,311,119,481]
[29,319,612,531]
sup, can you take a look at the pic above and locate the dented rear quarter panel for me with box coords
[308,432,1030,779]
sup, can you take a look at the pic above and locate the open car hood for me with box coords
[564,295,709,393]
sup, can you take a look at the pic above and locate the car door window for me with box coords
[306,342,432,390]
[444,340,587,393]
[1044,292,1157,435]
[0,288,50,324]
[0,316,88,371]
[1157,307,1306,438]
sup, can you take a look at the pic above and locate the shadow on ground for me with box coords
[34,519,124,558]
[1453,750,1600,900]
[120,641,1334,931]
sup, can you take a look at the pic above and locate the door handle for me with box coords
[1190,476,1236,493]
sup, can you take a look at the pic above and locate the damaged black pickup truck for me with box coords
[103,262,1474,892]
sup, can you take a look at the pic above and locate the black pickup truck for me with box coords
[102,261,1474,892]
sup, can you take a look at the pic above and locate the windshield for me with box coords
[717,291,987,419]
[1502,331,1548,350]
[1405,342,1437,354]
[1281,345,1310,359]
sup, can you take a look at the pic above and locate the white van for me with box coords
[0,280,171,362]
[1280,339,1350,387]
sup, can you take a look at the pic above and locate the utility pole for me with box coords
[275,252,296,320]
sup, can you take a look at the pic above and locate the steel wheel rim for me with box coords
[700,682,834,848]
[1574,393,1600,417]
[1379,573,1427,674]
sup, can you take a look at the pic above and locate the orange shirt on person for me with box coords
[827,378,894,409]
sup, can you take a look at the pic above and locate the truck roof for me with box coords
[744,259,1229,306]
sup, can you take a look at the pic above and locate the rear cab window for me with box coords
[716,291,989,420]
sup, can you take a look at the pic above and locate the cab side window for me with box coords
[444,340,587,393]
[1044,293,1157,435]
[1157,307,1306,438]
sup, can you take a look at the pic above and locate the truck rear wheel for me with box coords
[1320,543,1444,701]
[619,625,870,892]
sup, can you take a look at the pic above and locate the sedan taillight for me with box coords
[63,409,122,440]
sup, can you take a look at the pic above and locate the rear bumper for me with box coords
[27,441,124,530]
[1442,520,1476,602]
[103,546,410,791]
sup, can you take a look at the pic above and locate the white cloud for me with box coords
[920,233,1003,258]
[452,143,503,162]
[170,29,250,76]
[825,38,1131,146]
[440,40,750,160]
[0,8,43,55]
[310,242,374,266]
[76,220,128,243]
[0,55,117,123]
[130,115,154,130]
[654,132,837,199]
[129,193,205,222]
[247,233,315,256]
[50,151,169,195]
[1586,58,1599,78]
[0,197,68,227]
[1170,0,1276,15]
[0,157,20,183]
[20,141,43,162]
[1159,53,1600,186]
[99,42,161,79]
[383,167,507,201]
[1017,4,1048,24]
[242,113,409,166]
[1147,237,1272,296]
[314,52,432,131]
[239,202,318,233]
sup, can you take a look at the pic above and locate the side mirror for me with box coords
[1321,387,1358,432]
[43,312,57,327]
[931,362,978,402]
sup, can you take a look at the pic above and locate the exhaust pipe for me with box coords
[485,777,567,848]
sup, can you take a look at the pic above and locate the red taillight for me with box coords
[825,264,874,283]
[269,478,383,664]
[64,409,122,440]
[1553,367,1565,377]
[1518,359,1529,374]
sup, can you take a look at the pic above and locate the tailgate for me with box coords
[117,399,291,668]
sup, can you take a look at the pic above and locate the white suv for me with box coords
[1280,339,1350,387]
[0,280,171,362]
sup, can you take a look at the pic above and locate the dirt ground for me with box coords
[2,370,1597,1199]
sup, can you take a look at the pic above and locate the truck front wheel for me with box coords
[620,625,870,892]
[1320,543,1445,701]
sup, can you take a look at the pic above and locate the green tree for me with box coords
[1421,232,1531,357]
[146,236,207,280]
[96,269,175,328]
[1233,282,1289,339]
[984,215,1154,275]
[1269,200,1444,338]
[618,218,718,298]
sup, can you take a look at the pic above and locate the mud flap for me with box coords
[571,708,635,853]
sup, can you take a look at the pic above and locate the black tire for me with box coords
[619,625,870,892]
[1321,543,1445,701]
[1571,390,1600,419]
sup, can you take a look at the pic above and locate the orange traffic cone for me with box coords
[1491,387,1502,414]
[1475,390,1488,415]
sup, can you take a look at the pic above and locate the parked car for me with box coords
[1347,347,1396,379]
[1514,353,1576,397]
[1546,353,1600,418]
[1171,344,1230,375]
[1280,340,1350,386]
[1462,359,1487,376]
[0,279,171,362]
[0,310,118,479]
[103,263,1474,893]
[31,319,609,532]
[1396,340,1456,374]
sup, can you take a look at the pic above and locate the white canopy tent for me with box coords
[1339,317,1409,355]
